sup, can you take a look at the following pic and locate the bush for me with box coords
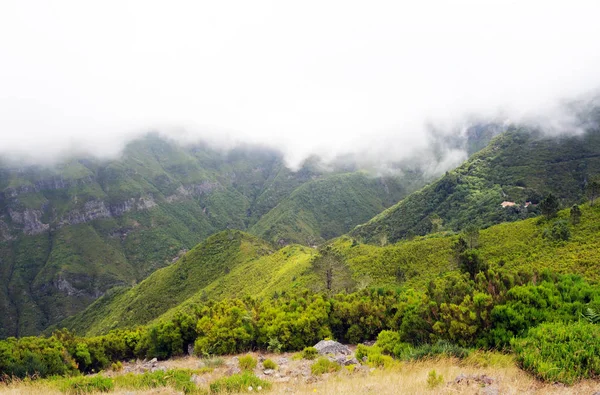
[238,355,257,371]
[426,370,444,388]
[262,359,277,370]
[512,321,600,384]
[542,220,571,242]
[375,330,401,355]
[301,346,318,360]
[311,357,341,375]
[355,344,394,368]
[209,372,271,393]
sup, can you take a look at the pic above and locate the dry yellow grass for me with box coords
[1,354,599,394]
[276,358,600,395]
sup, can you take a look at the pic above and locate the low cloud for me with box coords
[1,1,600,171]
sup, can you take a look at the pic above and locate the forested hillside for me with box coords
[60,203,600,337]
[351,127,600,244]
[0,134,426,337]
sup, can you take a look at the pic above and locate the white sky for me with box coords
[1,0,600,167]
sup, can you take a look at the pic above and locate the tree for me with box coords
[463,225,480,249]
[457,249,488,280]
[586,181,600,206]
[311,247,355,294]
[570,205,582,225]
[540,194,559,220]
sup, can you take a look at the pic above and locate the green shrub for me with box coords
[355,344,377,361]
[426,369,444,388]
[262,359,277,370]
[355,344,394,368]
[375,330,401,355]
[60,375,114,394]
[238,355,257,371]
[366,353,394,369]
[311,357,341,375]
[209,372,271,393]
[267,337,282,353]
[301,346,318,360]
[543,220,571,241]
[512,321,600,384]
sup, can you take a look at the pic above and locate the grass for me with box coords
[2,353,598,394]
[0,368,206,394]
[209,372,270,393]
[311,358,341,375]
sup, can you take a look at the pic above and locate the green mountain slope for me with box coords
[57,230,317,335]
[62,203,600,337]
[0,132,441,337]
[249,171,425,245]
[351,127,600,245]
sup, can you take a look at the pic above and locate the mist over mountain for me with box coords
[2,1,600,170]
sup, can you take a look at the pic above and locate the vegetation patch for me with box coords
[512,321,600,384]
[238,355,257,371]
[311,357,342,375]
[262,359,277,370]
[209,372,270,393]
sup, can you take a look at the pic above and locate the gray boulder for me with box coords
[313,340,351,355]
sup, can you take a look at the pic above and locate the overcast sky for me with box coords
[1,0,600,167]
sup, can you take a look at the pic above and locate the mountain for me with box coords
[249,171,423,246]
[59,202,600,337]
[56,230,317,336]
[351,127,600,245]
[0,134,429,337]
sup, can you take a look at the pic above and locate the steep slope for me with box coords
[63,203,600,337]
[0,135,331,337]
[0,131,444,337]
[57,230,317,335]
[250,171,425,245]
[351,127,600,245]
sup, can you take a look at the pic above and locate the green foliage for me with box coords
[209,372,270,393]
[0,335,77,378]
[582,307,600,324]
[512,321,600,384]
[542,220,571,241]
[250,172,424,246]
[463,225,480,249]
[3,132,423,338]
[310,247,355,294]
[352,128,600,244]
[426,370,444,389]
[238,355,257,371]
[111,369,200,393]
[586,180,600,205]
[262,359,277,370]
[540,194,560,220]
[406,341,470,361]
[310,357,342,375]
[59,375,114,394]
[457,249,488,280]
[570,205,582,224]
[301,347,318,360]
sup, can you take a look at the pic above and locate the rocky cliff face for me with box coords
[0,135,297,337]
